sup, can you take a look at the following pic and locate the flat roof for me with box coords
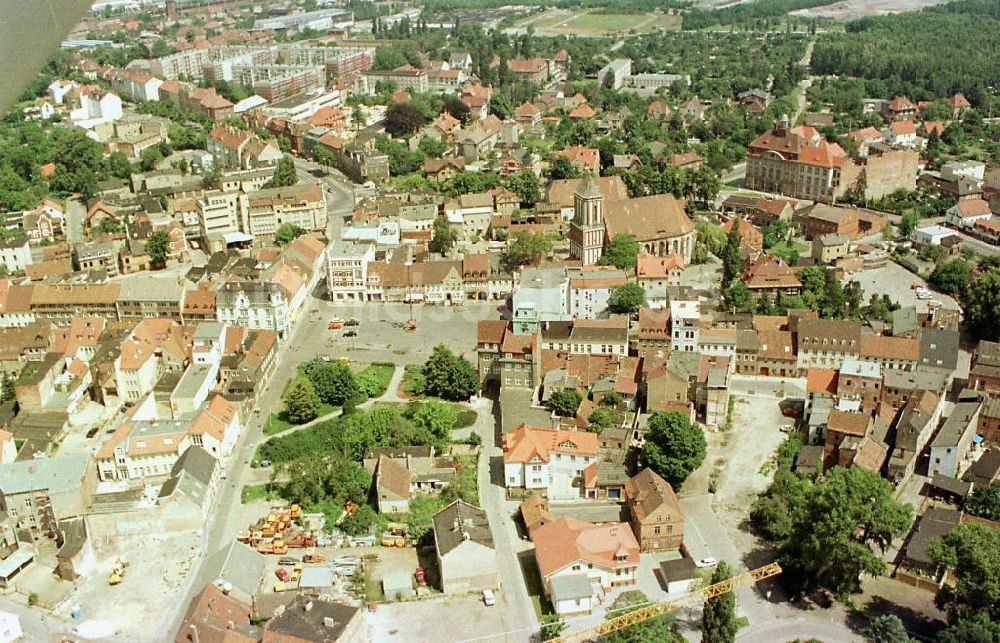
[0,547,33,578]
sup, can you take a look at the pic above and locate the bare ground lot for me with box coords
[57,532,201,640]
[792,0,950,20]
[512,8,680,36]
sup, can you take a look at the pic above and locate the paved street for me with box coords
[475,394,538,642]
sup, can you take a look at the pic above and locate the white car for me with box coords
[482,589,496,606]
[696,557,719,568]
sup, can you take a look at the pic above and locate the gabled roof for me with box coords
[502,424,598,463]
[433,499,493,556]
[624,468,682,523]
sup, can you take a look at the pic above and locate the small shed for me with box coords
[382,570,415,599]
[659,556,698,594]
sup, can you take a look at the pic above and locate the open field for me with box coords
[791,0,950,20]
[511,8,680,36]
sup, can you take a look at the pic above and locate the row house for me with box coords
[326,241,375,302]
[243,183,327,237]
[207,125,282,171]
[857,335,920,371]
[567,266,627,320]
[444,192,493,240]
[475,320,540,391]
[215,282,292,338]
[837,358,882,409]
[461,253,511,301]
[96,395,239,481]
[623,468,684,552]
[636,254,683,309]
[637,308,671,359]
[539,317,629,357]
[365,66,429,93]
[219,328,280,402]
[929,401,980,478]
[366,261,465,305]
[754,329,798,377]
[796,318,863,369]
[887,391,943,484]
[969,340,1000,393]
[114,318,191,403]
[30,284,120,320]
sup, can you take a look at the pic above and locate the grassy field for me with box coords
[515,8,680,36]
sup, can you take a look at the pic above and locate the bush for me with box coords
[454,409,478,429]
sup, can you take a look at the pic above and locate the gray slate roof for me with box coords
[433,500,493,557]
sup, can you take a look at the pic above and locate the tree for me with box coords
[587,406,617,431]
[642,412,706,488]
[899,208,921,238]
[284,379,321,424]
[721,220,742,289]
[307,361,358,407]
[929,259,970,294]
[263,155,298,189]
[540,614,566,641]
[601,590,681,643]
[608,283,646,314]
[966,268,1000,340]
[547,155,581,180]
[274,223,304,246]
[864,614,911,643]
[422,344,479,400]
[546,390,583,417]
[599,233,639,270]
[429,215,457,254]
[489,94,513,119]
[505,170,541,207]
[341,503,378,536]
[384,103,426,137]
[443,98,471,123]
[723,281,754,313]
[373,46,407,70]
[502,231,551,272]
[145,230,170,266]
[964,482,1000,521]
[780,467,912,596]
[689,164,721,205]
[409,400,458,443]
[762,220,790,249]
[928,522,1000,623]
[938,612,1000,643]
[702,561,738,643]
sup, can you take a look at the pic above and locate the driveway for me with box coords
[65,196,85,243]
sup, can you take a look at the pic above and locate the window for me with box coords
[654,526,661,535]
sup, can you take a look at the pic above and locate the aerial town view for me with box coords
[0,0,997,641]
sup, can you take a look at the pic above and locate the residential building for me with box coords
[624,468,684,552]
[326,241,374,302]
[636,254,683,308]
[811,233,850,263]
[216,282,291,338]
[244,183,327,236]
[0,454,92,539]
[740,255,801,301]
[888,391,943,484]
[929,402,980,478]
[532,517,639,616]
[567,266,626,319]
[670,297,700,353]
[796,318,862,369]
[0,240,32,275]
[502,424,598,500]
[432,500,498,594]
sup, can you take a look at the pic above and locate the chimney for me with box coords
[462,530,470,541]
[323,617,338,629]
[452,517,460,531]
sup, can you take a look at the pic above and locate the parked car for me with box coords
[275,568,290,581]
[344,319,360,326]
[781,407,801,418]
[414,567,427,586]
[696,557,719,568]
[344,330,358,337]
[482,589,496,606]
[278,557,298,566]
[328,322,342,330]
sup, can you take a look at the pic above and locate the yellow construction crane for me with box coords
[551,562,782,643]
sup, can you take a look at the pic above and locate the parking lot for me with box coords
[846,263,960,312]
[293,299,497,365]
[366,593,513,642]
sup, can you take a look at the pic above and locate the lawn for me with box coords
[521,557,553,618]
[401,363,425,397]
[454,409,477,429]
[241,484,271,504]
[768,239,809,264]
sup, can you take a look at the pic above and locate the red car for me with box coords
[781,407,801,418]
[328,322,342,330]
[414,568,426,586]
[275,568,289,581]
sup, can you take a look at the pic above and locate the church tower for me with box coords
[568,172,605,265]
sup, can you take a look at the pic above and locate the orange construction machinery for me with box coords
[239,504,319,554]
